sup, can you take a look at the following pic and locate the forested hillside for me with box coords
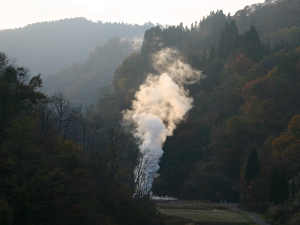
[42,37,140,105]
[0,53,164,225]
[97,0,300,224]
[234,0,300,47]
[1,0,300,224]
[0,18,152,77]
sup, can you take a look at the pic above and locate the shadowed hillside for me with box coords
[42,37,141,105]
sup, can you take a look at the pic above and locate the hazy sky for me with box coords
[1,0,265,30]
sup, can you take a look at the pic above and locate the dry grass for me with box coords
[160,208,251,223]
[156,202,256,224]
[157,202,230,210]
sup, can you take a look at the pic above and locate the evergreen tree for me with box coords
[201,49,207,66]
[217,22,228,59]
[243,148,260,182]
[227,20,239,55]
[198,10,228,51]
[208,45,216,63]
[262,41,271,56]
[269,166,289,204]
[280,169,289,203]
[290,177,296,196]
[269,165,281,204]
[217,20,239,60]
[141,26,162,58]
[0,202,9,225]
[242,25,264,62]
[12,188,33,225]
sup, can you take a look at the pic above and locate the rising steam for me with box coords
[122,48,204,194]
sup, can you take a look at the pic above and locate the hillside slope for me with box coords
[42,37,140,105]
[0,18,152,77]
[96,1,300,224]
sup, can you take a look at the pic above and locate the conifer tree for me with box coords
[290,177,296,196]
[269,166,289,204]
[0,202,9,225]
[242,25,264,62]
[243,148,260,183]
[217,20,239,60]
[227,20,239,54]
[141,26,162,57]
[217,22,228,59]
[280,169,289,203]
[262,41,271,56]
[12,187,33,225]
[208,45,216,63]
[201,49,207,66]
[269,165,281,204]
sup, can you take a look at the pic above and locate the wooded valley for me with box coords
[1,0,300,224]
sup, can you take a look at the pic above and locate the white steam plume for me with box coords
[122,48,204,194]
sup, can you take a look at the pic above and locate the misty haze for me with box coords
[1,0,300,224]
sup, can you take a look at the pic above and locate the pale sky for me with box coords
[1,0,265,30]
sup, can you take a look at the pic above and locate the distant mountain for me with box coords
[0,18,153,77]
[42,37,140,105]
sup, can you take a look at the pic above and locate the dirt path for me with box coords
[227,203,270,225]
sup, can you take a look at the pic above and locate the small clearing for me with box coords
[160,208,251,223]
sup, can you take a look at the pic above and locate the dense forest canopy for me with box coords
[0,53,164,225]
[234,0,300,46]
[1,0,300,224]
[103,0,300,224]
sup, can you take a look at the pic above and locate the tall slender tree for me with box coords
[208,45,216,63]
[269,166,289,204]
[12,188,33,225]
[242,25,264,62]
[217,20,239,60]
[269,165,281,204]
[243,148,260,183]
[280,169,289,203]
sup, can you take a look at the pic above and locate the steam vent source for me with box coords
[122,48,204,195]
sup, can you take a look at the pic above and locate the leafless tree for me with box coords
[104,128,129,180]
[49,93,80,141]
[133,148,157,198]
[36,100,55,145]
[78,105,103,152]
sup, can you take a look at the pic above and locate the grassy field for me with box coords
[160,208,251,222]
[156,202,256,225]
[157,202,230,210]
